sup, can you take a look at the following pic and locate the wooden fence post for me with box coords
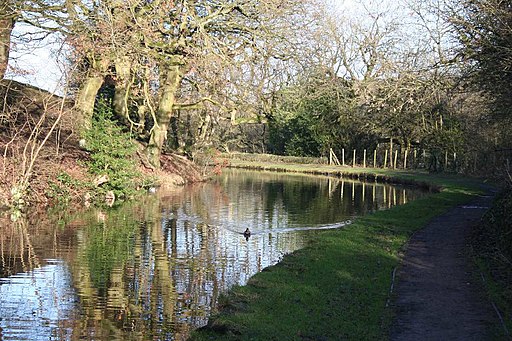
[389,138,393,168]
[330,149,341,166]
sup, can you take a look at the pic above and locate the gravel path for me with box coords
[389,193,502,340]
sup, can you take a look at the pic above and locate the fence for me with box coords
[328,148,512,174]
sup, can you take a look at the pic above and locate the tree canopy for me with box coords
[2,0,511,175]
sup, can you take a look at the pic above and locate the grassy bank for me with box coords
[471,188,512,335]
[190,161,489,340]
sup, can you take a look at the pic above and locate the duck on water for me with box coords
[243,228,251,240]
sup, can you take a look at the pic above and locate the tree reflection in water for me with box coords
[0,169,428,340]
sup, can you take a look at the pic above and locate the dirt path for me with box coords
[389,193,502,340]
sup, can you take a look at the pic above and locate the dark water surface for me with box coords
[0,169,428,340]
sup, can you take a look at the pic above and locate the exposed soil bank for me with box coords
[389,192,504,340]
[0,79,204,210]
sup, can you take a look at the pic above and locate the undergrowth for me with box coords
[82,103,142,203]
[472,187,512,335]
[47,171,88,206]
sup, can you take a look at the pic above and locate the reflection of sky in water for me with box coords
[0,170,428,339]
[144,206,311,328]
[0,260,76,340]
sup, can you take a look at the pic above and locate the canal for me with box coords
[0,169,428,340]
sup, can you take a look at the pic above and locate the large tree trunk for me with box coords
[146,65,182,168]
[74,57,109,133]
[0,3,16,79]
[74,75,104,132]
[113,56,132,123]
[111,0,132,124]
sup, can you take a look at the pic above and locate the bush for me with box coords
[472,188,512,333]
[47,172,87,206]
[83,103,140,201]
[478,189,512,270]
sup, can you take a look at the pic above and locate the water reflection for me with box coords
[0,169,428,340]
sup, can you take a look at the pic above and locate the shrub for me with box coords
[83,103,140,201]
[47,172,87,206]
[472,188,512,333]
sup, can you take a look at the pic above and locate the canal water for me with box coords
[0,169,428,340]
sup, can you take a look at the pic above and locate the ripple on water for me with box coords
[0,260,76,340]
[0,169,429,340]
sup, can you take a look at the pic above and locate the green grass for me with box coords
[470,189,512,336]
[190,161,487,341]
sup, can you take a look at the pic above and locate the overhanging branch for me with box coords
[173,97,221,110]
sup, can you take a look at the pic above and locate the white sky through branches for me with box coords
[6,0,406,94]
[7,24,66,94]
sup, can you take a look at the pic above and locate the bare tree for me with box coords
[60,0,323,167]
[0,1,16,79]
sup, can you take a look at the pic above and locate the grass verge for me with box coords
[190,161,488,341]
[470,188,512,336]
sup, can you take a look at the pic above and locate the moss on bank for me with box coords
[190,161,490,340]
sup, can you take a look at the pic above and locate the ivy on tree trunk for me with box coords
[146,64,183,168]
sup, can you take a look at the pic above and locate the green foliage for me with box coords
[422,124,464,172]
[268,109,325,157]
[472,188,512,333]
[83,102,140,200]
[487,188,512,271]
[267,69,359,157]
[47,172,87,206]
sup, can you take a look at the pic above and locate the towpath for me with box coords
[389,193,504,340]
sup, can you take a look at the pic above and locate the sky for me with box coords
[7,24,66,93]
